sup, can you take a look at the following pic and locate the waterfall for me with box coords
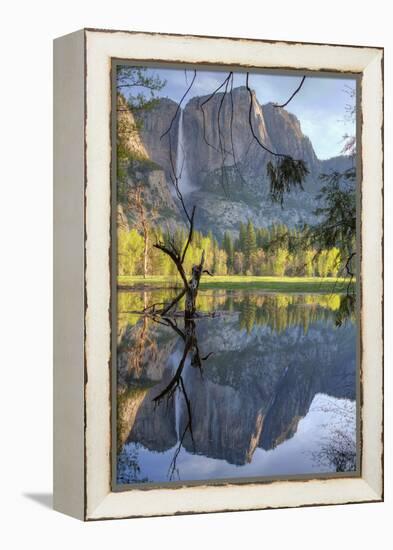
[171,348,191,443]
[170,350,182,441]
[176,109,192,194]
[175,385,181,441]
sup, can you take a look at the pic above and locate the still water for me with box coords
[116,289,357,485]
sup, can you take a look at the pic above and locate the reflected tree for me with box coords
[314,428,356,472]
[150,315,213,480]
[117,444,149,484]
[311,399,356,473]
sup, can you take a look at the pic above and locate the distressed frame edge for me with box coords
[83,29,383,521]
[83,26,384,53]
[358,49,384,500]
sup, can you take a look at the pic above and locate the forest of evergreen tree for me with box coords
[118,220,343,278]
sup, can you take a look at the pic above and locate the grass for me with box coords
[118,275,354,293]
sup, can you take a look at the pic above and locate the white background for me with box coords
[0,1,391,548]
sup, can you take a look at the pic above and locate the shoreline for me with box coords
[117,275,355,294]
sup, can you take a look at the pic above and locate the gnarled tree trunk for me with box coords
[152,206,208,320]
[185,250,205,318]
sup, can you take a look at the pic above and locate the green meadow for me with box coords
[118,275,354,294]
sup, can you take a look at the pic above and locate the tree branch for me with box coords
[274,76,306,108]
[160,288,187,316]
[180,206,196,264]
[160,70,197,140]
[199,73,233,155]
[217,74,231,192]
[229,73,248,186]
[153,242,189,289]
[246,73,293,160]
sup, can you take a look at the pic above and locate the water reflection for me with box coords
[116,290,357,484]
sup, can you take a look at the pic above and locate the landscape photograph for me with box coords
[114,63,358,486]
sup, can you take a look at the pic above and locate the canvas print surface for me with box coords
[114,64,358,486]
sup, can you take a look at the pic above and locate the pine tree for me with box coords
[212,237,220,274]
[245,220,257,272]
[239,222,247,253]
[271,248,289,276]
[223,231,234,273]
[233,251,244,274]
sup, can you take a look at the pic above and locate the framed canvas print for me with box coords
[53,29,383,520]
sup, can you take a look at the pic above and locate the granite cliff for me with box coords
[119,87,352,238]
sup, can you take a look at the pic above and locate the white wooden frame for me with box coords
[53,28,383,521]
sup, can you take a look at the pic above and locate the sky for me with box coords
[120,66,356,160]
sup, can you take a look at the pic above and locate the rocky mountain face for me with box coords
[182,87,273,177]
[117,94,149,159]
[119,87,353,239]
[117,95,184,233]
[262,102,320,173]
[137,97,180,177]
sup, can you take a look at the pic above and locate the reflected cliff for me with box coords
[116,290,357,484]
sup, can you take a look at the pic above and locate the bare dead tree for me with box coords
[153,210,207,319]
[132,69,210,320]
[118,315,158,383]
[134,187,149,278]
[130,68,309,318]
[127,185,159,279]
